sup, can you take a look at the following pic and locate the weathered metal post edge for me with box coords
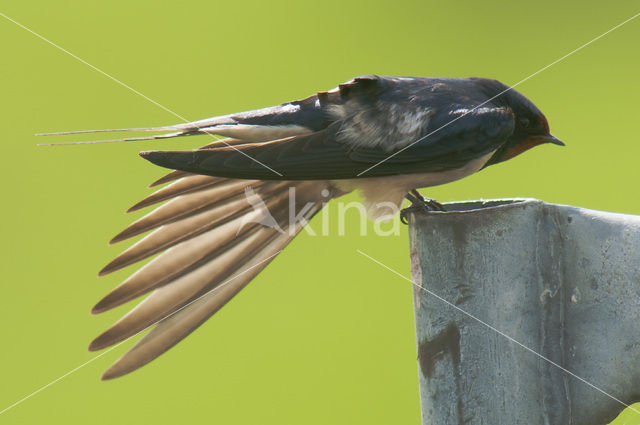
[407,198,640,425]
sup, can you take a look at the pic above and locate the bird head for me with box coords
[481,81,564,167]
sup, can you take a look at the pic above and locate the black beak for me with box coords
[540,134,565,146]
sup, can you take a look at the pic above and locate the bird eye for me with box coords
[519,118,530,128]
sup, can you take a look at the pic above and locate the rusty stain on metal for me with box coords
[408,198,640,425]
[418,322,461,379]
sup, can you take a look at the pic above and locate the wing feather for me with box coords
[106,179,263,246]
[93,186,296,313]
[92,180,323,350]
[149,170,191,188]
[127,174,226,213]
[138,106,515,180]
[90,227,278,351]
[97,196,252,279]
[87,75,520,380]
[100,203,318,380]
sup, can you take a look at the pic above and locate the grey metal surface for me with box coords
[408,198,640,425]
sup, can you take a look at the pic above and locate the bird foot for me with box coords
[400,191,446,225]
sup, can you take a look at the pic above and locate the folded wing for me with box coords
[140,105,515,180]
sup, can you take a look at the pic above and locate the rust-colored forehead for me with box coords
[502,136,546,162]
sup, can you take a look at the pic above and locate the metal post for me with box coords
[407,198,640,425]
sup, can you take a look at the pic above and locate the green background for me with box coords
[1,0,639,423]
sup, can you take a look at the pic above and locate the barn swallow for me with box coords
[41,75,563,379]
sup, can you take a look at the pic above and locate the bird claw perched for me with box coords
[400,190,446,224]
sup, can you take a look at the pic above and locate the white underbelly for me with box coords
[330,150,495,220]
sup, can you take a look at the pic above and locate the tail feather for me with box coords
[37,131,193,146]
[36,125,185,136]
[37,99,318,147]
[37,125,311,146]
[36,116,236,138]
